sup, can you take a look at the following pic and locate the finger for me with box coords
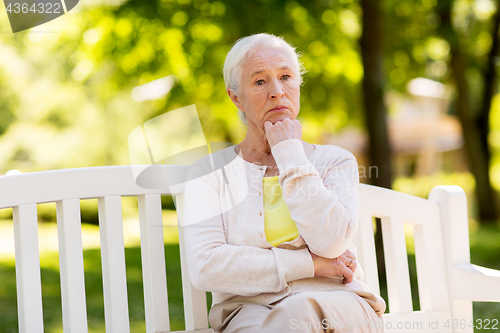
[349,260,357,273]
[341,265,354,284]
[345,259,357,273]
[264,121,273,130]
[342,256,354,269]
[343,249,355,261]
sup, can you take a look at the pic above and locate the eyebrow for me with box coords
[250,66,292,78]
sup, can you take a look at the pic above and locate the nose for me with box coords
[268,78,285,99]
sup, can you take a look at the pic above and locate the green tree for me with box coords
[0,0,368,174]
[436,0,499,223]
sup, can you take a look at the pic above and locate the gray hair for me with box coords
[223,33,306,126]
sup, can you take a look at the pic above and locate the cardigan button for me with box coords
[259,212,262,216]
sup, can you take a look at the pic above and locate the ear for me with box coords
[227,88,243,111]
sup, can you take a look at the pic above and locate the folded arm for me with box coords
[182,164,315,295]
[272,139,360,259]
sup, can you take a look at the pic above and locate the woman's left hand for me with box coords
[264,118,302,148]
[309,249,358,284]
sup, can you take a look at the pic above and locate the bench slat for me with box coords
[98,196,130,333]
[429,185,474,330]
[13,204,44,333]
[175,195,210,331]
[359,184,440,226]
[381,216,413,313]
[353,211,380,295]
[56,199,88,332]
[0,166,188,209]
[414,223,451,311]
[138,194,170,333]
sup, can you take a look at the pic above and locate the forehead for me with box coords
[242,47,296,76]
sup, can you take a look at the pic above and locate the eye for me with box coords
[255,79,264,85]
[281,74,291,80]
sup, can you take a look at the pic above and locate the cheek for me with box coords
[243,90,267,112]
[246,85,267,97]
[285,85,300,101]
[255,85,267,95]
[241,90,263,105]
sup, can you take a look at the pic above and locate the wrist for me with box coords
[309,250,322,277]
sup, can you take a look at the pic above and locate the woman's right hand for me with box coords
[309,249,357,284]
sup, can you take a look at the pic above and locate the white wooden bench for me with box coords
[1,165,499,333]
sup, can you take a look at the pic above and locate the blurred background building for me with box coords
[324,77,467,179]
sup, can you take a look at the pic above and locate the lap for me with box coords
[222,291,384,333]
[222,303,273,333]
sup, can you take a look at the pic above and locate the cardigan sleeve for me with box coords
[181,162,315,296]
[271,139,360,259]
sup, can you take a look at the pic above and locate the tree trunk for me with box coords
[359,0,393,190]
[437,0,499,223]
[478,1,500,169]
[359,0,392,292]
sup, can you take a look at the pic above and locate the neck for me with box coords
[240,124,272,155]
[237,127,277,167]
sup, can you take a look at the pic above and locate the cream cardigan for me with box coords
[181,139,386,331]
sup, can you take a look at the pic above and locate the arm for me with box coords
[272,139,360,259]
[182,163,315,295]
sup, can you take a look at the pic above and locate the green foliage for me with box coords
[0,0,381,172]
[393,171,475,198]
[0,0,499,173]
[0,0,499,174]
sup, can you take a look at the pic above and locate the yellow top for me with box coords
[263,176,300,246]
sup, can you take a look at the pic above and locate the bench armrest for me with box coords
[452,263,500,301]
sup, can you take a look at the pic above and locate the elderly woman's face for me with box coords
[231,47,300,130]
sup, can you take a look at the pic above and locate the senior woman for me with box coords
[182,33,386,333]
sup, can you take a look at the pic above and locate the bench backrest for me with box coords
[0,165,472,333]
[354,184,473,332]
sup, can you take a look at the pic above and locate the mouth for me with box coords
[268,105,288,112]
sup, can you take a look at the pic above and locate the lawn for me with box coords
[0,244,204,333]
[0,214,499,333]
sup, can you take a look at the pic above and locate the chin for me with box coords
[268,114,292,123]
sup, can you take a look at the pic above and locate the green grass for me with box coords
[0,225,499,333]
[0,244,211,333]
